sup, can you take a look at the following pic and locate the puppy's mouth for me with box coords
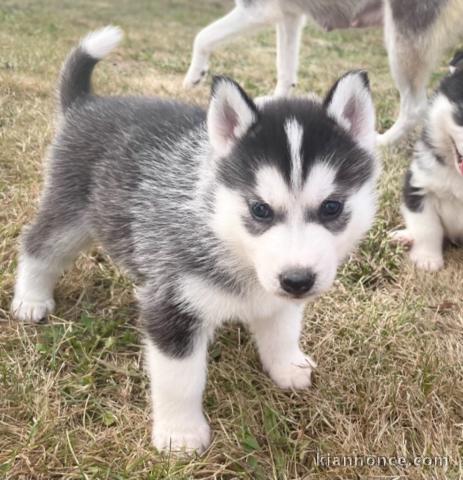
[451,138,463,175]
[277,289,320,302]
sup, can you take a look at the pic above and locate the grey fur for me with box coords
[389,0,447,35]
[18,35,377,358]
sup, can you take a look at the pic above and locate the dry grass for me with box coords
[1,0,462,478]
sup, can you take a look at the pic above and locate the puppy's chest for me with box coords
[178,275,290,328]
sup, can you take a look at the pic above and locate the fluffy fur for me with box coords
[392,62,463,270]
[183,0,463,146]
[11,28,379,454]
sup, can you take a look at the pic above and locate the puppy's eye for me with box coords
[319,200,343,220]
[251,202,274,222]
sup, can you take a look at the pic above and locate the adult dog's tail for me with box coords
[58,26,123,114]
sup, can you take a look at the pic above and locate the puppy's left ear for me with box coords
[208,76,258,157]
[323,70,376,152]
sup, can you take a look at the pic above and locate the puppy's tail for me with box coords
[58,26,123,114]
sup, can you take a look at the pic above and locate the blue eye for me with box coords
[251,202,274,222]
[319,200,343,220]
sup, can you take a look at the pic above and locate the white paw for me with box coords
[267,352,316,390]
[390,229,414,248]
[183,65,208,89]
[11,296,55,323]
[409,249,444,271]
[152,417,211,455]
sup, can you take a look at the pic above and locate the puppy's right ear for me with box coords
[208,76,258,157]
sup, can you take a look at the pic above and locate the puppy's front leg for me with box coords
[249,303,316,390]
[393,195,445,271]
[141,292,210,454]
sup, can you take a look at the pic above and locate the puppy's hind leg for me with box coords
[249,303,316,390]
[274,13,305,97]
[11,207,92,323]
[183,4,276,88]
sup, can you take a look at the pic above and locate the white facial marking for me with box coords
[255,166,292,210]
[302,162,337,208]
[285,118,304,191]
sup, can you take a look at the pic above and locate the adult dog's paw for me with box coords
[183,65,208,89]
[268,352,317,390]
[152,416,211,455]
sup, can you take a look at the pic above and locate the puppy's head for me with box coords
[427,65,463,176]
[208,72,378,301]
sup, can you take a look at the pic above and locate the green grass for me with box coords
[1,0,462,478]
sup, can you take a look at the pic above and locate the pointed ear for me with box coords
[207,76,258,156]
[323,70,376,152]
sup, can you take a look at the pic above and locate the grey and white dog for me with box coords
[11,27,379,454]
[392,55,463,271]
[184,0,463,146]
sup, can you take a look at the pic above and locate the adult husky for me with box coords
[184,0,463,145]
[12,27,379,454]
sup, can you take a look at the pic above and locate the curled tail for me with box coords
[58,26,123,114]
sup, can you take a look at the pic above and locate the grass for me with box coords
[0,0,462,478]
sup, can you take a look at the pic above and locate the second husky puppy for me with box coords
[11,27,379,453]
[392,59,463,270]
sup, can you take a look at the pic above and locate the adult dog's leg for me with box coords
[378,7,436,145]
[184,5,275,88]
[274,13,305,97]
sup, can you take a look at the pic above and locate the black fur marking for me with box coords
[449,50,463,70]
[305,206,352,233]
[141,291,200,358]
[440,69,463,126]
[59,47,98,113]
[217,97,374,197]
[390,0,446,35]
[403,170,424,213]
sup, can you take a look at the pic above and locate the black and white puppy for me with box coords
[11,27,379,454]
[392,56,463,270]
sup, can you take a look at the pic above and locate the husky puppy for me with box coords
[11,27,379,453]
[392,58,463,271]
[183,0,463,146]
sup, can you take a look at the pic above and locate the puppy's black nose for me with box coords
[279,269,316,296]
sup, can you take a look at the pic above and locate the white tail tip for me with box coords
[81,25,123,60]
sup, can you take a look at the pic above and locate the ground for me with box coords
[0,0,462,479]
